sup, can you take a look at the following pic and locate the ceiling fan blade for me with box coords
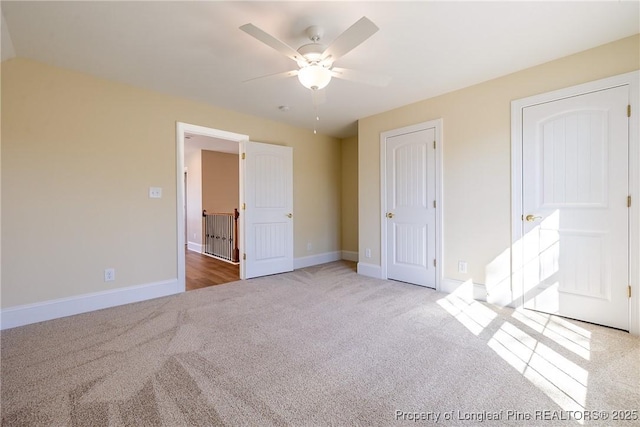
[240,23,302,63]
[321,17,378,62]
[330,67,391,87]
[243,69,298,83]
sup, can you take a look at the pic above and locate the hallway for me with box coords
[186,249,240,291]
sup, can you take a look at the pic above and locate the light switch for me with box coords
[149,187,162,199]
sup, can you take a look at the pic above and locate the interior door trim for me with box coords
[511,71,639,335]
[380,119,443,290]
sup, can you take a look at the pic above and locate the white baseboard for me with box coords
[294,251,341,269]
[341,250,358,262]
[357,262,383,279]
[440,278,488,302]
[0,279,180,330]
[187,242,203,253]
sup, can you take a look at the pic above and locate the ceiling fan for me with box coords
[239,17,390,92]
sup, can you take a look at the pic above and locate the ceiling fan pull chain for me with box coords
[313,111,318,134]
[313,102,318,134]
[312,89,321,134]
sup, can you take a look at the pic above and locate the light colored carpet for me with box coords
[1,261,638,426]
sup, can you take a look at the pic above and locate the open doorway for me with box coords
[177,122,295,291]
[177,123,248,292]
[184,139,240,290]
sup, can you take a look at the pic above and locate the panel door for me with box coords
[522,85,629,330]
[385,128,436,288]
[243,141,294,279]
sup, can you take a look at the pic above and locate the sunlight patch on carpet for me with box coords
[436,281,497,336]
[511,309,591,360]
[488,321,589,424]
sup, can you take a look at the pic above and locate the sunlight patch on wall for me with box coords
[485,247,512,306]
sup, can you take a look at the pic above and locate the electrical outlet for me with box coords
[458,261,468,274]
[306,242,313,251]
[104,268,115,282]
[365,248,372,258]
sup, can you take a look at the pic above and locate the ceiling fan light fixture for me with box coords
[297,65,331,90]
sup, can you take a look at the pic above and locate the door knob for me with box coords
[386,212,394,219]
[287,213,293,218]
[525,214,542,222]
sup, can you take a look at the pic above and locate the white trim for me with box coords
[357,262,383,279]
[511,71,640,336]
[440,278,488,302]
[0,280,179,330]
[294,251,341,269]
[341,250,358,262]
[379,119,444,290]
[176,122,248,289]
[238,141,246,280]
[187,242,203,253]
[629,73,640,337]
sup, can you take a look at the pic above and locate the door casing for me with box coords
[511,71,640,335]
[380,119,443,289]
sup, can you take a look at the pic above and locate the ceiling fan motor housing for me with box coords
[297,43,328,66]
[306,25,323,42]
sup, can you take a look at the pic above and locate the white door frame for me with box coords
[380,119,443,289]
[176,122,249,291]
[511,71,640,335]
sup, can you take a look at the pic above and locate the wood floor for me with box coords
[186,249,240,291]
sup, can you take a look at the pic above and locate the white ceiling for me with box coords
[2,1,639,138]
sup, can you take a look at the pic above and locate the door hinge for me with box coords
[241,153,246,160]
[433,140,436,149]
[628,196,632,208]
[243,253,246,260]
[433,200,436,208]
[628,285,632,298]
[433,259,437,267]
[628,105,632,118]
[242,203,246,210]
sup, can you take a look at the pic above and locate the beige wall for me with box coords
[1,58,341,308]
[202,150,239,215]
[358,34,640,285]
[340,136,358,253]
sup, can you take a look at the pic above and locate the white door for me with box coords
[522,86,629,330]
[385,128,436,288]
[242,141,294,279]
